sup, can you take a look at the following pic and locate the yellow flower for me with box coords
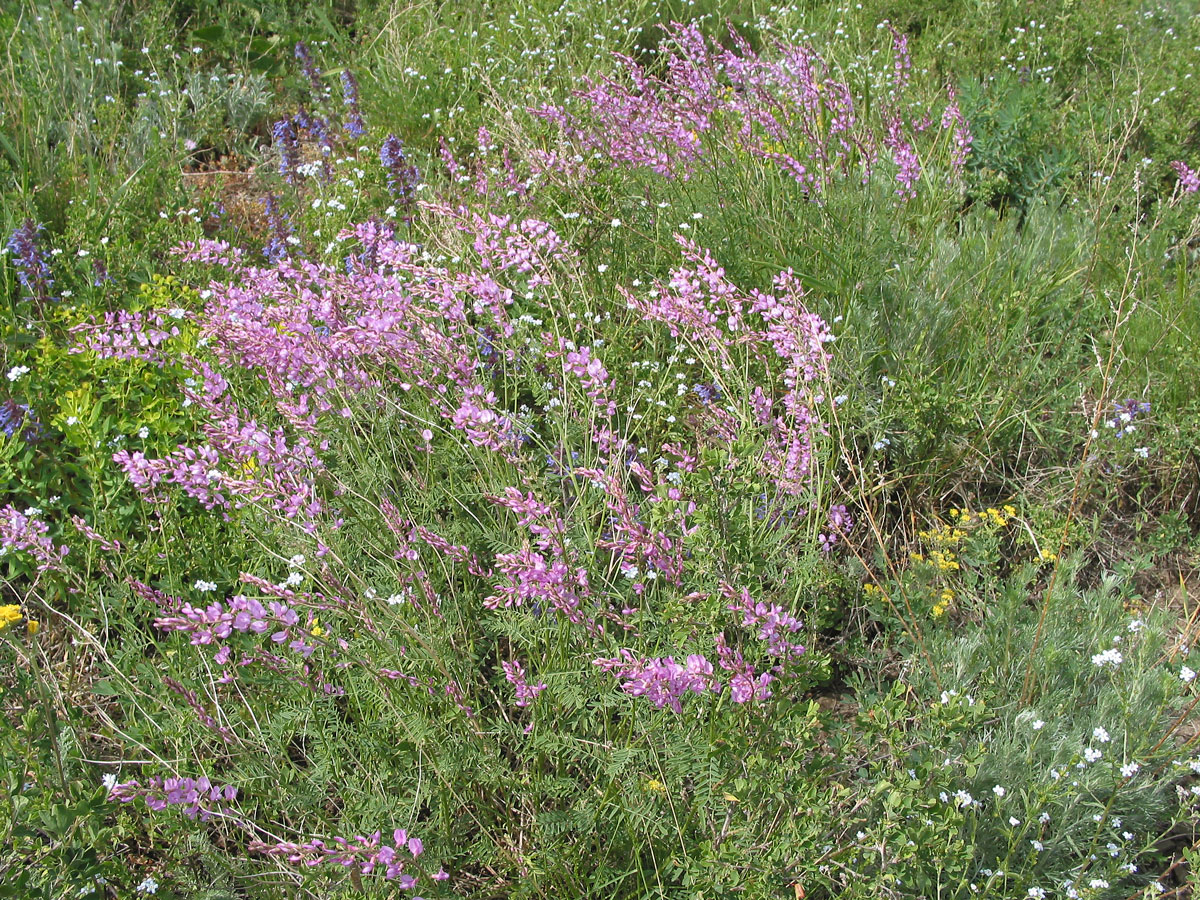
[645,779,666,792]
[0,605,22,632]
[310,618,324,638]
[26,619,39,636]
[1039,549,1058,562]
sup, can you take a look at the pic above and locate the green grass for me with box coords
[2,0,1199,897]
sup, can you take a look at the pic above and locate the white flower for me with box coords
[1039,811,1051,823]
[1009,816,1021,826]
[194,580,217,592]
[953,790,976,808]
[1121,762,1140,778]
[288,554,306,569]
[1181,666,1196,683]
[1027,888,1046,899]
[1032,719,1045,730]
[1093,726,1110,743]
[7,365,30,382]
[137,426,150,439]
[1030,840,1044,852]
[101,773,117,791]
[136,877,158,894]
[1084,747,1102,763]
[284,572,304,587]
[993,785,1006,797]
[1133,446,1149,458]
[610,218,622,227]
[1088,879,1109,890]
[1091,648,1123,667]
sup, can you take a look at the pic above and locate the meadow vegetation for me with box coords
[2,0,1199,897]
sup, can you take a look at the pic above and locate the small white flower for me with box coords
[1027,888,1046,899]
[1032,719,1045,730]
[7,365,30,382]
[136,877,158,895]
[284,572,304,587]
[993,785,1006,797]
[1181,666,1196,683]
[1121,762,1140,778]
[1133,446,1149,458]
[610,218,622,227]
[194,580,217,592]
[1009,816,1021,826]
[137,426,150,439]
[288,554,306,569]
[1030,840,1044,852]
[1084,747,1102,763]
[1093,726,1110,743]
[1088,879,1109,890]
[1091,648,1123,668]
[102,773,118,791]
[1039,811,1051,823]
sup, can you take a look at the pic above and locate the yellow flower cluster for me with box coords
[0,605,21,630]
[0,604,36,635]
[948,505,1017,528]
[932,587,954,619]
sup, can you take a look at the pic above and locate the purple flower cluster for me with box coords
[941,86,973,172]
[262,193,295,263]
[341,71,365,137]
[294,42,324,99]
[486,548,591,625]
[626,239,833,498]
[0,505,68,573]
[249,827,446,886]
[534,23,968,195]
[381,133,421,209]
[274,117,301,183]
[71,307,185,366]
[596,636,779,712]
[108,774,239,823]
[6,219,54,306]
[502,659,547,707]
[0,399,40,443]
[819,504,854,553]
[724,586,805,660]
[153,593,314,657]
[1171,160,1199,193]
[594,650,716,713]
